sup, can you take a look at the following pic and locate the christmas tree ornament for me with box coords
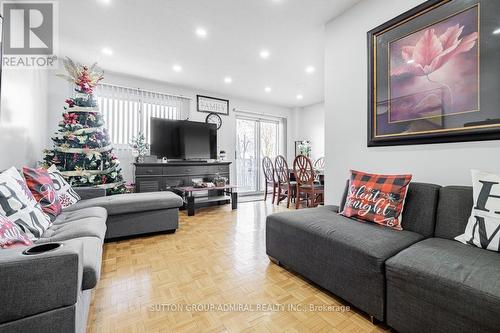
[43,57,126,195]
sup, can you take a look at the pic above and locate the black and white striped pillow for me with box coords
[0,168,51,240]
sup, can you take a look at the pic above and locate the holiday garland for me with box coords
[43,57,126,195]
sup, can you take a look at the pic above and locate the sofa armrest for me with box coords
[74,186,107,200]
[0,242,83,324]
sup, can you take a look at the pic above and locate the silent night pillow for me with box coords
[340,170,412,230]
[47,165,81,208]
[455,170,500,252]
[0,213,32,249]
[23,167,62,221]
[0,167,51,240]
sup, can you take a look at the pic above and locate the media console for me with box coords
[134,161,231,192]
[134,161,234,214]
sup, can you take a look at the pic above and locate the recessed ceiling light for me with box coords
[265,86,272,93]
[195,27,207,38]
[97,0,112,5]
[305,66,315,74]
[172,64,182,72]
[260,49,270,59]
[101,47,113,56]
[224,76,232,84]
[296,94,303,100]
[493,28,500,35]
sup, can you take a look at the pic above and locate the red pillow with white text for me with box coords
[0,213,32,249]
[340,170,412,230]
[23,167,62,221]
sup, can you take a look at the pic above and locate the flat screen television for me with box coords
[150,118,217,160]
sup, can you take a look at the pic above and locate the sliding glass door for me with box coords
[236,116,280,194]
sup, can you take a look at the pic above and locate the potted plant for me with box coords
[213,173,227,187]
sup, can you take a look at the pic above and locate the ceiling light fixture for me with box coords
[296,94,303,100]
[493,28,500,35]
[224,76,232,84]
[101,47,113,56]
[172,64,182,72]
[305,66,315,74]
[97,0,112,5]
[260,49,270,59]
[195,27,207,38]
[265,86,272,93]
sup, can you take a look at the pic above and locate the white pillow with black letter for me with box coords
[455,170,500,252]
[0,167,51,240]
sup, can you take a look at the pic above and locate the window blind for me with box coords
[95,83,190,145]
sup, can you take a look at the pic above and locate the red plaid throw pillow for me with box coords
[340,170,412,230]
[23,167,62,221]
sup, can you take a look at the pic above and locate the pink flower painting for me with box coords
[389,7,479,123]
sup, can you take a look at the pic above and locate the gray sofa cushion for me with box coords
[64,191,183,215]
[266,206,424,320]
[386,238,500,333]
[435,186,473,240]
[400,182,441,237]
[56,207,108,224]
[37,207,107,242]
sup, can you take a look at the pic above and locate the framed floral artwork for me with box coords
[368,0,500,146]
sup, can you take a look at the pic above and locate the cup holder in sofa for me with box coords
[22,242,63,255]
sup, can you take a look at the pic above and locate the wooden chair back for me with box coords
[314,157,325,170]
[262,156,275,183]
[293,155,315,186]
[274,155,290,184]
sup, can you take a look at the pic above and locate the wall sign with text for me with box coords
[197,95,229,115]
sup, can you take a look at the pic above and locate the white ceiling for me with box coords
[58,0,360,107]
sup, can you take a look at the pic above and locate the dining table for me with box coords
[288,168,325,185]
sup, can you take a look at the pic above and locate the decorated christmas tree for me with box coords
[43,57,126,195]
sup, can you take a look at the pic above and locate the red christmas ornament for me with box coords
[63,113,78,125]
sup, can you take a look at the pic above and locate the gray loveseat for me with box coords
[0,189,183,333]
[266,182,500,332]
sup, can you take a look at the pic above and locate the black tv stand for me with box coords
[134,161,231,193]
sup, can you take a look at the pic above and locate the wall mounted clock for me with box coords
[206,112,222,130]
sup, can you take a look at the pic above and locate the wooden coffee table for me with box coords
[176,185,238,216]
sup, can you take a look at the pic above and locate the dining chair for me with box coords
[314,157,325,170]
[294,155,324,209]
[274,155,296,208]
[313,156,325,185]
[262,156,277,203]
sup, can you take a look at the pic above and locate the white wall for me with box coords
[294,102,325,161]
[0,69,49,170]
[47,70,295,183]
[324,0,500,204]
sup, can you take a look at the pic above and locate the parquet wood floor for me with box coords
[88,202,390,333]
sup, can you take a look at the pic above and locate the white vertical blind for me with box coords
[95,83,190,145]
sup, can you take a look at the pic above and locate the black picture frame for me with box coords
[367,0,500,146]
[196,95,229,115]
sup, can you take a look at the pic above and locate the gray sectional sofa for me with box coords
[0,189,183,333]
[266,182,500,332]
